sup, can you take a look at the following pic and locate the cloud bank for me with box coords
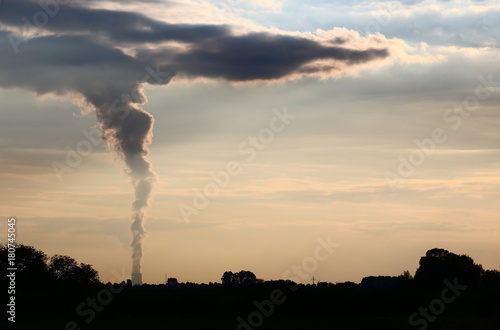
[0,0,391,85]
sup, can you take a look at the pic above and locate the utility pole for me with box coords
[312,276,316,285]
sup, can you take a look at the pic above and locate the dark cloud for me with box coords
[165,33,388,81]
[0,0,230,44]
[0,0,389,83]
[0,32,149,98]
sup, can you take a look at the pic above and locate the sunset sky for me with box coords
[1,0,499,285]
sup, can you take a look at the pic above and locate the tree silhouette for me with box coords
[167,277,179,287]
[1,244,50,290]
[0,243,99,291]
[237,270,256,286]
[221,270,256,286]
[414,248,483,290]
[221,271,233,285]
[49,254,99,288]
[72,262,100,287]
[50,255,79,280]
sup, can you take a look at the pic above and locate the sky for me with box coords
[0,0,499,285]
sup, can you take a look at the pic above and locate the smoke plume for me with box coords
[93,98,157,276]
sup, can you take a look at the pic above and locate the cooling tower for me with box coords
[131,273,143,286]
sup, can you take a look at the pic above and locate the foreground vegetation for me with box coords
[1,244,499,329]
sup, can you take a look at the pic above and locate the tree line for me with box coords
[1,244,499,291]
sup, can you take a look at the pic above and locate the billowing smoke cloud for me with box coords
[0,0,390,277]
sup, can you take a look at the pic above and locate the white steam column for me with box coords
[131,273,143,286]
